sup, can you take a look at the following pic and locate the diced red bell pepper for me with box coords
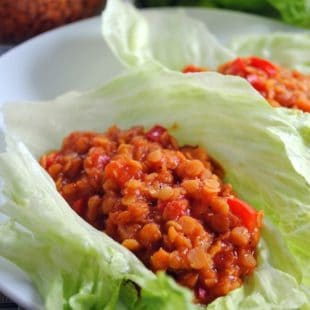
[246,74,266,93]
[227,197,260,231]
[146,125,167,143]
[222,56,277,77]
[249,57,277,77]
[225,57,247,76]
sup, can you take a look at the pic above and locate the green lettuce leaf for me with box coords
[1,64,309,308]
[267,0,310,28]
[230,32,310,74]
[102,0,234,70]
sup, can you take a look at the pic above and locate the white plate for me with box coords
[0,7,301,309]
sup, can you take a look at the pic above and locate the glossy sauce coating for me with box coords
[40,125,263,304]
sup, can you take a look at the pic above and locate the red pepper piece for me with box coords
[146,125,167,143]
[246,74,266,93]
[227,197,259,231]
[182,64,207,73]
[225,57,247,76]
[249,57,277,77]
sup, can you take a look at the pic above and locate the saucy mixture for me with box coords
[40,125,263,305]
[183,56,310,112]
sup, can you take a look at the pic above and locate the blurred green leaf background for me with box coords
[135,0,310,28]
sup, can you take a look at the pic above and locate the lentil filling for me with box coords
[40,125,263,305]
[183,56,310,112]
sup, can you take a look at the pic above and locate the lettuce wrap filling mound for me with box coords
[38,124,264,305]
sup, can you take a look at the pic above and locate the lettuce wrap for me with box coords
[0,64,309,309]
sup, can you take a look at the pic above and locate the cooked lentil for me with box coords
[40,125,263,305]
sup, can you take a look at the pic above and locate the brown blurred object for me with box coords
[0,0,106,44]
